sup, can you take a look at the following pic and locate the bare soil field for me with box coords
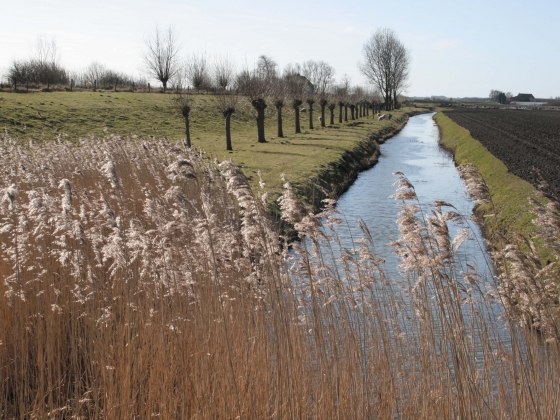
[444,108,560,201]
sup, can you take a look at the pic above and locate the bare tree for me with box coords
[237,66,270,143]
[335,78,348,123]
[213,55,236,90]
[354,86,365,118]
[83,62,106,90]
[391,45,410,109]
[271,76,286,138]
[284,63,308,134]
[186,52,209,93]
[231,56,277,143]
[337,98,345,123]
[34,35,57,64]
[7,60,28,90]
[303,60,335,128]
[172,92,194,147]
[32,35,67,89]
[256,55,278,81]
[170,64,188,92]
[143,26,181,93]
[359,28,410,111]
[328,102,336,125]
[489,89,502,102]
[369,88,383,114]
[337,75,351,122]
[349,101,356,120]
[215,88,239,151]
[234,68,252,93]
[102,69,120,91]
[305,96,315,129]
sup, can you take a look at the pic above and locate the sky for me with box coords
[1,0,560,98]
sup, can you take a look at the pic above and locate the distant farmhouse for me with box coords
[511,93,535,102]
[510,93,547,106]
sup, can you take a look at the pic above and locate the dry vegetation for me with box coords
[1,133,559,419]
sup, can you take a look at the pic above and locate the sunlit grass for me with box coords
[435,112,540,246]
[0,91,410,198]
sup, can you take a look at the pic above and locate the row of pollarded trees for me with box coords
[145,28,409,150]
[173,55,388,151]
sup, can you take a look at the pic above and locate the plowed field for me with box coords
[444,109,560,201]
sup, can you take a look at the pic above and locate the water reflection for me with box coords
[334,112,493,283]
[314,112,512,365]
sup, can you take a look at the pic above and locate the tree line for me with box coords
[5,36,149,92]
[145,26,410,149]
[489,90,510,104]
[172,53,407,151]
[4,27,411,150]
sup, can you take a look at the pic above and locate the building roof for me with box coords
[513,93,535,99]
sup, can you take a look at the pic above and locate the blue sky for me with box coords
[2,0,559,98]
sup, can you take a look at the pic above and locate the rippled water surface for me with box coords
[333,112,493,281]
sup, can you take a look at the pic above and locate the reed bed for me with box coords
[0,135,559,419]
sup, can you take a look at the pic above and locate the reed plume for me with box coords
[0,135,559,419]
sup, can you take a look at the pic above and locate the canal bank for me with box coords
[292,110,427,213]
[434,112,545,256]
[327,111,495,284]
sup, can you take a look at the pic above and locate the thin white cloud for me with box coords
[433,39,458,50]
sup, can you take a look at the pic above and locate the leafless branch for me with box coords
[143,26,181,92]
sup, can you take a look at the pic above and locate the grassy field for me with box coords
[0,91,410,199]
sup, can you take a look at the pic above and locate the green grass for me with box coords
[435,112,543,251]
[0,91,411,199]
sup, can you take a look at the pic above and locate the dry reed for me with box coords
[1,135,559,419]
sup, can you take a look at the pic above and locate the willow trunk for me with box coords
[277,106,284,138]
[185,117,191,147]
[257,108,266,143]
[225,115,232,150]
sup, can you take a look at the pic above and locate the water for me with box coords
[292,112,541,411]
[322,112,511,364]
[334,112,493,282]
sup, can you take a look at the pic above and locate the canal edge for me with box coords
[294,110,429,214]
[433,111,551,262]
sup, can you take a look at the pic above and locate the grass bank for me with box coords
[0,91,420,207]
[295,112,419,212]
[435,112,543,253]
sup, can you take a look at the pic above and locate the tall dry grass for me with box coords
[0,134,559,419]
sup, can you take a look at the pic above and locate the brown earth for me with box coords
[444,108,560,201]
